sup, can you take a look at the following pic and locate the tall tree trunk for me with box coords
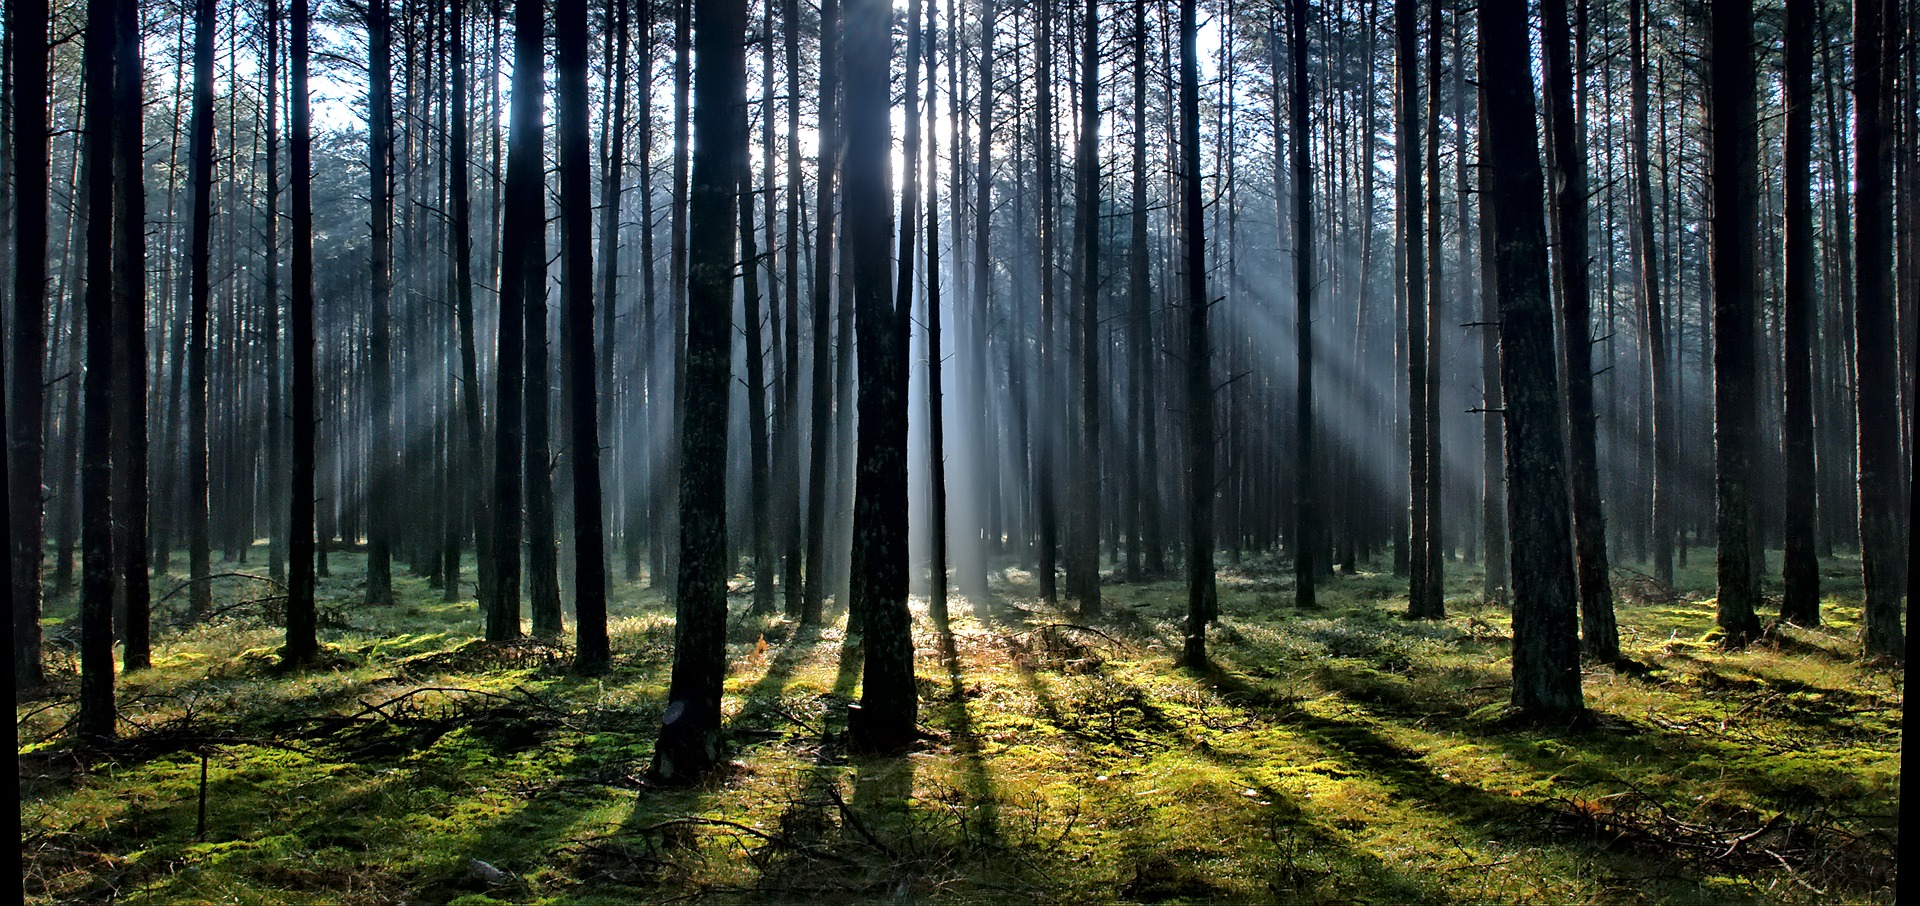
[926,0,949,630]
[491,0,546,642]
[9,0,48,689]
[1179,0,1216,669]
[781,0,805,616]
[660,0,693,592]
[1071,0,1102,616]
[1628,0,1674,589]
[78,0,120,735]
[653,0,746,782]
[1542,0,1616,659]
[109,0,150,673]
[741,167,774,616]
[1855,0,1905,658]
[450,0,491,616]
[1034,0,1060,608]
[1291,0,1315,610]
[1396,0,1438,619]
[846,0,914,754]
[1780,0,1821,624]
[1710,0,1763,646]
[185,0,215,621]
[1125,0,1152,584]
[366,0,397,607]
[1480,0,1583,718]
[1422,0,1443,613]
[802,0,840,624]
[263,0,285,585]
[558,0,610,669]
[286,0,320,668]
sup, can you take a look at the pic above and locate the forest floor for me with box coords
[17,550,1902,904]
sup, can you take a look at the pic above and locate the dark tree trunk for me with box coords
[1479,0,1583,718]
[79,0,120,735]
[1780,0,1820,624]
[1071,0,1102,617]
[1125,0,1152,585]
[781,0,805,616]
[10,0,48,688]
[450,0,491,616]
[558,0,610,669]
[109,0,150,673]
[286,0,320,668]
[491,0,547,642]
[802,0,840,624]
[263,0,285,585]
[1628,0,1674,590]
[1541,0,1616,660]
[653,0,746,782]
[366,0,397,607]
[1291,0,1315,610]
[846,0,914,754]
[926,0,949,631]
[741,167,774,616]
[1179,0,1216,669]
[186,0,215,620]
[1396,0,1438,620]
[660,0,693,593]
[1855,0,1905,658]
[1710,0,1763,647]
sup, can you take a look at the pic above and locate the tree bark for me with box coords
[1179,0,1216,669]
[1780,0,1820,624]
[1071,0,1103,617]
[1291,0,1315,610]
[1479,0,1583,718]
[653,0,746,782]
[847,0,915,754]
[1627,0,1674,590]
[558,0,610,669]
[365,0,397,607]
[802,0,841,624]
[286,0,320,668]
[1541,0,1616,660]
[78,0,121,734]
[1855,0,1905,658]
[108,0,150,673]
[9,0,48,688]
[1710,0,1763,647]
[1396,0,1437,620]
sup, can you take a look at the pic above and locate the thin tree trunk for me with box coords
[1071,0,1102,616]
[1291,0,1315,610]
[1628,0,1674,590]
[109,0,150,673]
[450,0,491,615]
[802,0,840,624]
[926,0,949,630]
[741,166,774,616]
[1542,0,1616,659]
[1396,0,1437,619]
[185,0,216,621]
[366,0,396,607]
[1780,0,1820,624]
[1179,0,1216,669]
[286,0,320,668]
[78,0,120,735]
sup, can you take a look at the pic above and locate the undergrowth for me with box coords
[16,548,1901,904]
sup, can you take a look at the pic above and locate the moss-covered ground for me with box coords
[17,549,1901,903]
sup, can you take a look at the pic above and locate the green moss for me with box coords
[19,548,1899,904]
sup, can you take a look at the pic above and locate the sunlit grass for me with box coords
[17,546,1900,903]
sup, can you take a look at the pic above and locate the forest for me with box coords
[0,0,1915,898]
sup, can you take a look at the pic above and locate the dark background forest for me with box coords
[1,0,1915,899]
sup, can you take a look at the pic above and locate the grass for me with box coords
[17,547,1901,904]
